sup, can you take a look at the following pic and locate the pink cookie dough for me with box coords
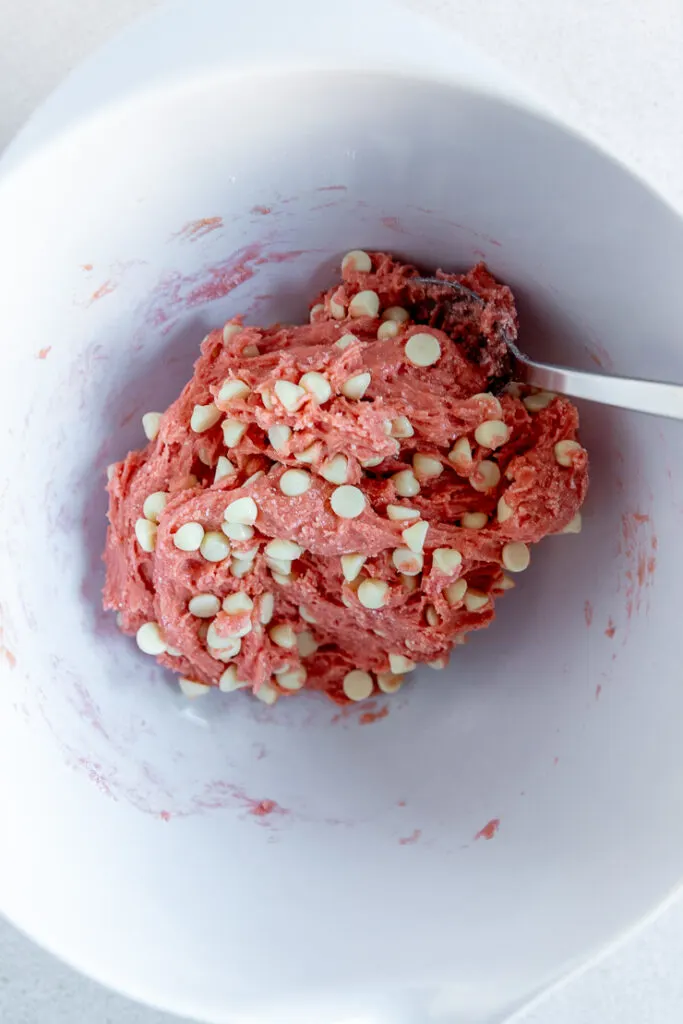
[103,252,588,705]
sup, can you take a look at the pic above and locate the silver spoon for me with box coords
[415,277,683,420]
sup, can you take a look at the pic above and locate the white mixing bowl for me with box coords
[1,5,683,1023]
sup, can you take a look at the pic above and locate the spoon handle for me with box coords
[517,357,683,420]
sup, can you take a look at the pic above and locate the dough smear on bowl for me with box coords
[103,251,588,705]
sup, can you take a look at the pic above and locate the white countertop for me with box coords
[2,1,683,1021]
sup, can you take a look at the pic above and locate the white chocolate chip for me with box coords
[221,522,254,541]
[497,496,514,523]
[329,298,346,320]
[208,633,242,660]
[106,463,117,482]
[269,623,297,649]
[341,553,366,582]
[392,548,423,576]
[413,453,442,478]
[224,496,258,525]
[299,605,317,624]
[222,419,247,447]
[246,469,266,487]
[197,532,229,565]
[173,521,205,551]
[502,541,531,573]
[392,470,420,498]
[405,332,441,367]
[461,512,488,529]
[267,556,292,576]
[230,548,256,570]
[277,665,308,690]
[342,669,374,701]
[433,548,463,574]
[402,520,428,554]
[188,594,221,618]
[222,323,242,344]
[309,303,324,323]
[448,437,472,468]
[267,424,292,452]
[265,538,303,561]
[230,558,254,579]
[222,592,254,615]
[377,671,404,693]
[274,380,307,412]
[471,393,503,418]
[336,333,359,350]
[330,484,365,518]
[179,677,211,698]
[165,646,182,657]
[207,621,244,651]
[341,249,372,273]
[349,290,380,318]
[136,621,166,655]
[361,455,385,468]
[299,371,332,404]
[216,617,252,641]
[320,454,349,484]
[280,469,311,496]
[400,573,419,592]
[218,378,250,404]
[294,442,323,464]
[197,446,213,467]
[464,589,489,612]
[215,456,236,483]
[495,574,516,591]
[341,372,371,400]
[209,648,240,663]
[427,658,447,670]
[357,578,390,609]
[259,593,275,624]
[377,321,399,340]
[236,542,259,561]
[389,653,415,674]
[425,604,439,626]
[142,411,162,441]
[199,531,230,562]
[386,504,420,521]
[135,518,157,552]
[554,440,583,467]
[445,579,467,605]
[191,402,222,433]
[382,306,410,323]
[296,631,318,658]
[243,344,259,357]
[255,681,279,704]
[474,419,510,450]
[390,416,414,438]
[470,460,501,492]
[143,491,169,523]
[523,391,556,412]
[562,512,583,534]
[261,389,274,410]
[218,665,250,692]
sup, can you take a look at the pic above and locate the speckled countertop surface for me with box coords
[1,1,682,1021]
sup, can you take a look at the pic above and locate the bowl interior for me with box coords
[1,70,683,1024]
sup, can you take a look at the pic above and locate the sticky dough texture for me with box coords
[104,253,588,703]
